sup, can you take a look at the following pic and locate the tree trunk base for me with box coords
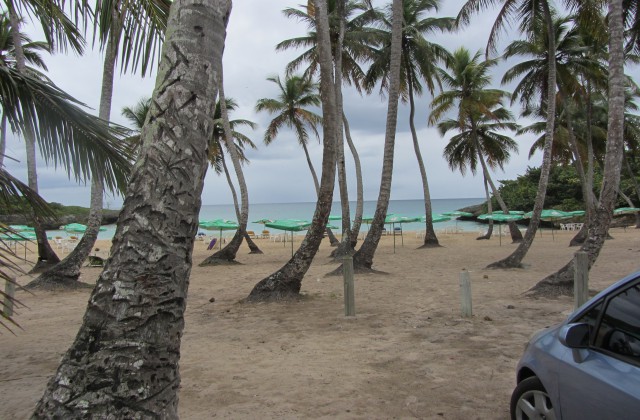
[417,241,442,249]
[248,249,264,255]
[525,280,573,298]
[246,272,302,302]
[325,262,388,277]
[199,256,242,267]
[329,243,355,260]
[25,275,93,291]
[476,235,490,240]
[486,260,525,269]
[28,258,60,275]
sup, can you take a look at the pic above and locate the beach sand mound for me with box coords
[1,228,638,419]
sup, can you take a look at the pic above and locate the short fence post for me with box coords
[460,269,472,317]
[343,255,355,316]
[574,251,589,309]
[4,279,15,317]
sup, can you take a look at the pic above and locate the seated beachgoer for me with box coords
[207,237,217,250]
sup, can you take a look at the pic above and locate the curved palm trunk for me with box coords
[528,0,626,295]
[406,68,440,248]
[488,0,556,269]
[477,177,494,239]
[332,0,354,259]
[0,114,6,166]
[8,5,60,272]
[471,125,522,243]
[201,71,261,265]
[343,113,364,245]
[29,17,121,287]
[302,141,339,246]
[623,152,640,228]
[346,0,403,273]
[247,0,338,301]
[33,1,228,415]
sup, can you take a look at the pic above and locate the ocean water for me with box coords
[48,198,485,240]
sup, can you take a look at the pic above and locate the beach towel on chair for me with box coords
[207,238,217,250]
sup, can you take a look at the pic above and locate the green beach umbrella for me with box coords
[522,209,571,240]
[328,215,342,221]
[491,210,525,215]
[442,211,473,217]
[567,210,586,217]
[265,219,312,256]
[8,225,35,232]
[478,213,523,245]
[421,214,451,223]
[384,214,421,252]
[62,223,107,234]
[0,231,37,258]
[614,207,640,215]
[199,219,239,249]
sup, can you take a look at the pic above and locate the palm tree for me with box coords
[201,93,263,264]
[256,74,324,193]
[277,1,377,249]
[29,0,169,288]
[530,0,627,295]
[0,12,49,167]
[429,47,523,243]
[458,0,559,268]
[348,0,404,272]
[121,97,152,157]
[33,1,231,415]
[364,0,453,248]
[248,0,339,301]
[439,108,519,237]
[502,14,608,243]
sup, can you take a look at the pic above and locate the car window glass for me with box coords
[595,284,640,362]
[576,302,603,342]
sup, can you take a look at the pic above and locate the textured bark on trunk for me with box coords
[29,18,121,287]
[8,5,60,272]
[32,1,229,416]
[528,0,625,296]
[406,66,439,248]
[477,178,494,240]
[247,0,337,301]
[339,0,402,274]
[487,1,556,269]
[0,114,6,167]
[343,114,364,246]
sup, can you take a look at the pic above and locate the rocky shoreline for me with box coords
[0,209,120,230]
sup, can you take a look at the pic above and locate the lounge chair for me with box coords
[206,237,217,250]
[261,230,271,239]
[247,230,257,239]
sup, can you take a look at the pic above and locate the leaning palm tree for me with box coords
[29,0,170,288]
[33,1,231,415]
[200,93,263,264]
[347,0,404,273]
[429,47,523,243]
[364,0,453,248]
[529,0,627,295]
[457,0,559,268]
[247,0,339,300]
[256,74,325,191]
[439,108,519,239]
[277,0,378,249]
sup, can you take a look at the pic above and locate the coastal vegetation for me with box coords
[0,0,638,417]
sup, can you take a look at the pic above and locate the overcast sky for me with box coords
[4,1,639,208]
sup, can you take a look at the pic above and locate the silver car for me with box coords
[511,270,640,419]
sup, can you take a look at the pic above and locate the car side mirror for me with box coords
[559,323,590,348]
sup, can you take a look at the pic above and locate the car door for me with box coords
[558,281,640,420]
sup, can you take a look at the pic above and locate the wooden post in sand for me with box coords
[460,270,472,317]
[574,251,589,309]
[343,255,355,316]
[4,279,15,317]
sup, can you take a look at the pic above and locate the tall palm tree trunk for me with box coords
[33,1,229,415]
[0,114,6,167]
[28,15,122,288]
[349,0,403,272]
[528,0,626,295]
[488,0,556,269]
[332,0,354,258]
[344,113,364,245]
[247,0,338,301]
[8,5,60,272]
[478,177,495,239]
[406,66,440,248]
[201,68,261,264]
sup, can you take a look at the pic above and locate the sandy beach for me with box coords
[1,227,639,419]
